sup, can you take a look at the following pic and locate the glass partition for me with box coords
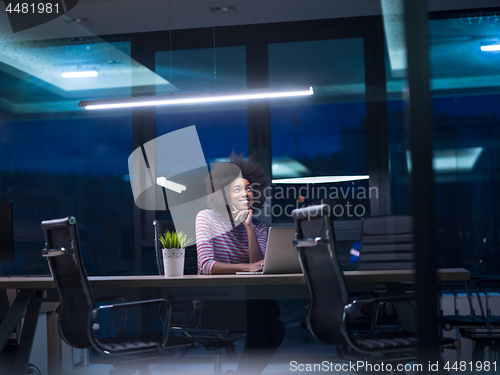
[388,12,500,276]
[268,38,370,223]
[0,40,135,276]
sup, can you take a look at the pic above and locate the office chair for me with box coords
[41,216,196,375]
[357,215,415,322]
[358,215,414,271]
[441,277,500,361]
[292,205,460,364]
[153,219,244,374]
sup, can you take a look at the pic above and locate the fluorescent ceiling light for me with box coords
[61,71,98,78]
[0,38,174,95]
[406,147,483,172]
[481,44,500,52]
[156,177,186,194]
[79,86,314,110]
[272,175,369,184]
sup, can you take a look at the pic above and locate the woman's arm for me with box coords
[243,209,264,263]
[196,210,264,274]
[232,207,265,263]
[211,260,263,274]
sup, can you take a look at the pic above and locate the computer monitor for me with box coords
[0,201,14,261]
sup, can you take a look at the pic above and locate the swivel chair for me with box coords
[441,277,500,361]
[358,215,415,271]
[42,216,196,375]
[292,205,460,365]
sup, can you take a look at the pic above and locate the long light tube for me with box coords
[79,86,313,110]
[272,175,369,184]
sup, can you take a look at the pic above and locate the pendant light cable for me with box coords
[213,0,217,92]
[169,0,173,94]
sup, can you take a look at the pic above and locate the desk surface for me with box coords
[0,268,469,289]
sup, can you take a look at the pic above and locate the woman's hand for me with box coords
[211,260,264,274]
[231,206,253,228]
[244,260,264,272]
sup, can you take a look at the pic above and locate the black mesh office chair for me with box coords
[292,205,460,363]
[41,216,196,375]
[358,215,414,271]
[153,220,244,374]
[440,277,500,361]
[357,215,415,320]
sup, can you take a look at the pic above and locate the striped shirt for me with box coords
[196,209,267,275]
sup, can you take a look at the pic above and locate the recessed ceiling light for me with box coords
[62,71,98,78]
[67,37,89,43]
[70,18,93,25]
[209,6,237,14]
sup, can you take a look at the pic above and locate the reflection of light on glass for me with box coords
[61,71,98,78]
[272,176,369,184]
[272,158,310,178]
[406,147,483,172]
[480,44,500,52]
[156,177,186,194]
[81,87,314,110]
[381,0,406,77]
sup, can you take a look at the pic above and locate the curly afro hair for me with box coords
[206,152,269,211]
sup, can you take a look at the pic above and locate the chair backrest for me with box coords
[153,220,197,275]
[41,216,94,349]
[358,215,414,270]
[292,204,348,346]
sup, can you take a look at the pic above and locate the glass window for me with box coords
[0,41,136,276]
[151,46,248,266]
[155,46,248,162]
[269,38,370,223]
[388,13,500,276]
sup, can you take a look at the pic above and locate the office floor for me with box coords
[63,337,348,375]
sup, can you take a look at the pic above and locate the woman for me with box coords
[195,153,285,375]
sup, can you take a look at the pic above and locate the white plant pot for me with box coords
[162,248,185,277]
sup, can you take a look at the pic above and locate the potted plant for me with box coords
[159,231,193,277]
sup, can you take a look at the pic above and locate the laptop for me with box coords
[237,227,302,274]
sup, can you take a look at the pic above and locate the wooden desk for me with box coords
[0,268,469,375]
[0,266,470,292]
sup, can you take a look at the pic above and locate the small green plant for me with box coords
[159,230,193,249]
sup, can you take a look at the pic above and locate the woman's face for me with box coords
[228,178,253,210]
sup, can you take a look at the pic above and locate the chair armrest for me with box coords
[95,297,127,336]
[293,237,324,247]
[88,298,172,354]
[349,294,414,307]
[464,277,500,328]
[344,295,414,334]
[470,276,500,288]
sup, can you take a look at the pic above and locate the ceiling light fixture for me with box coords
[79,86,313,110]
[62,71,98,78]
[210,5,237,14]
[78,1,312,111]
[272,175,369,184]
